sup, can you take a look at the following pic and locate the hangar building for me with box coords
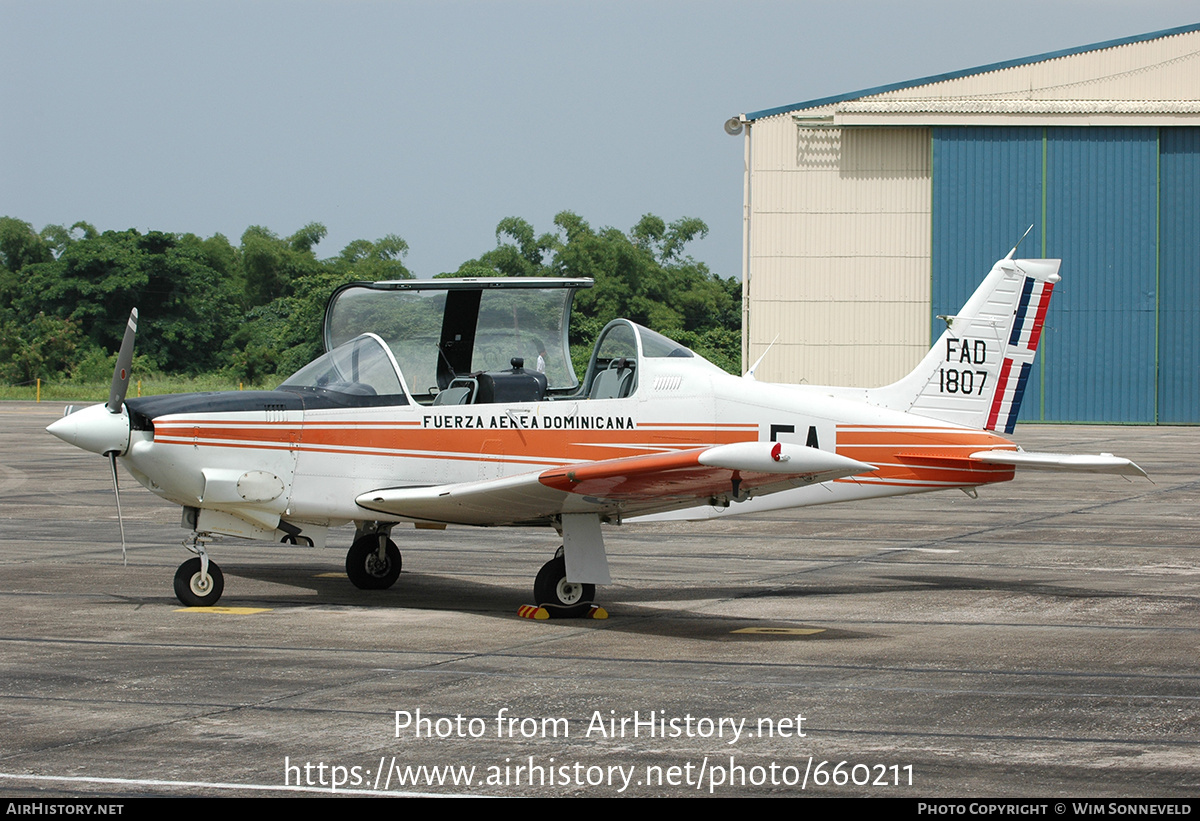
[731,22,1200,423]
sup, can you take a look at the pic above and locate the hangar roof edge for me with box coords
[743,21,1200,122]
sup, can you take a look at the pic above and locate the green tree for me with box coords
[454,211,741,373]
[240,225,316,308]
[0,211,738,386]
[0,217,54,273]
[224,230,413,382]
[443,217,558,279]
[37,221,98,258]
[330,234,413,281]
[0,313,86,384]
[16,229,241,373]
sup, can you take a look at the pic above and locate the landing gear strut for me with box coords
[534,552,595,618]
[346,532,402,590]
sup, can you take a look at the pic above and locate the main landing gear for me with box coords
[345,531,402,590]
[534,550,596,618]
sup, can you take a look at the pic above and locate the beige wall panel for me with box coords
[751,119,929,170]
[749,256,930,303]
[747,297,930,386]
[749,128,930,219]
[750,299,928,347]
[833,127,931,174]
[751,116,815,171]
[752,167,935,214]
[750,212,930,258]
[753,342,930,387]
[745,123,932,384]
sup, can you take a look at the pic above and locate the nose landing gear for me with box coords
[174,535,224,606]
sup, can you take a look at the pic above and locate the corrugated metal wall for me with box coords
[931,127,1046,413]
[1044,128,1158,422]
[1159,128,1200,423]
[746,121,931,387]
[933,126,1199,423]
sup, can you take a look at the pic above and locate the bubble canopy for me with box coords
[323,277,592,402]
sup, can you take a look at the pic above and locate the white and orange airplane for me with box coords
[47,245,1144,616]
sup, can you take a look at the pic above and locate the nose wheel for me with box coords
[174,557,224,607]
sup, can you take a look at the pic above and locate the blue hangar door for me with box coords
[932,126,1200,424]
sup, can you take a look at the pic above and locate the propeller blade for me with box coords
[108,452,127,566]
[107,308,139,414]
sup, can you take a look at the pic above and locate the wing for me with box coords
[355,441,875,525]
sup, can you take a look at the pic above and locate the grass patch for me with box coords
[0,375,275,402]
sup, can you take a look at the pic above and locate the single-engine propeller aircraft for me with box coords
[47,245,1145,616]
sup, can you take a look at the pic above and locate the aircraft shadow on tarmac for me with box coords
[84,556,902,643]
[87,532,1142,641]
[97,560,871,641]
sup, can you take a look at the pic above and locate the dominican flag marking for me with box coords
[1008,278,1054,350]
[986,358,1032,434]
[988,275,1052,433]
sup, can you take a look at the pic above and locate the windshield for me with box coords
[278,333,410,407]
[638,325,695,358]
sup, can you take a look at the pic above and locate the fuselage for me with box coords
[111,345,1014,540]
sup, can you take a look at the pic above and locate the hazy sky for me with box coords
[3,1,1196,279]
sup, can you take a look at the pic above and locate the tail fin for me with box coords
[867,253,1060,432]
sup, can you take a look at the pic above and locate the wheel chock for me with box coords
[517,604,608,620]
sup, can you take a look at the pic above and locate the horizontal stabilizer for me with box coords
[969,449,1147,478]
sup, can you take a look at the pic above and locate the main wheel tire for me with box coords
[346,535,402,590]
[533,555,594,618]
[173,558,224,607]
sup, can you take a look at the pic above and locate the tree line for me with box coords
[0,212,741,386]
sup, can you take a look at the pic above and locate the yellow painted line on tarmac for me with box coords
[731,627,826,636]
[315,572,347,578]
[175,606,273,615]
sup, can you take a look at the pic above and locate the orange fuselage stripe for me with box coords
[152,422,758,463]
[149,420,1018,488]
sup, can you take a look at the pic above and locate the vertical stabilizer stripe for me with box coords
[1004,362,1033,433]
[1027,281,1054,350]
[987,358,1015,431]
[1009,277,1036,346]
